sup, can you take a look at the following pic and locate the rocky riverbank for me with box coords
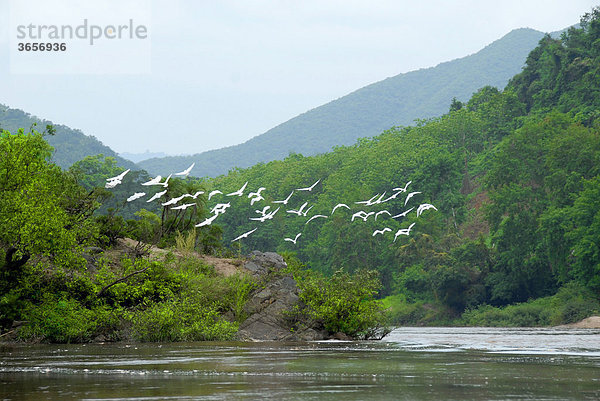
[234,251,339,341]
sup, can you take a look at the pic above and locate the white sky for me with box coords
[0,0,597,156]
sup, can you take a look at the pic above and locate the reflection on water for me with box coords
[1,327,599,400]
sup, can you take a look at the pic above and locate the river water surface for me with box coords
[1,327,599,400]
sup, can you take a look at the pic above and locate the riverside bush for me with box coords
[7,250,251,342]
[19,296,120,343]
[224,273,258,322]
[381,295,427,325]
[129,300,237,342]
[460,283,600,326]
[284,254,389,339]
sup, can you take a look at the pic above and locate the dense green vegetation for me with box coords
[0,129,386,341]
[200,12,600,324]
[1,11,599,342]
[138,28,546,177]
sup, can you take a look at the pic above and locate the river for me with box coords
[1,327,599,400]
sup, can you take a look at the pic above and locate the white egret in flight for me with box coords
[162,194,187,206]
[126,192,145,202]
[146,189,167,203]
[331,203,350,214]
[404,191,422,206]
[248,187,265,198]
[394,222,416,242]
[106,169,130,182]
[273,190,294,205]
[355,193,380,206]
[161,198,177,206]
[351,211,375,222]
[296,179,320,192]
[142,175,162,186]
[372,228,392,236]
[211,202,231,215]
[373,192,387,205]
[255,205,271,217]
[417,203,438,217]
[383,190,404,203]
[284,233,302,244]
[248,187,266,205]
[393,181,412,193]
[208,190,222,200]
[391,207,415,219]
[375,210,391,220]
[175,162,195,177]
[231,227,258,242]
[287,201,309,216]
[195,214,218,227]
[305,214,328,224]
[227,181,248,197]
[250,207,280,222]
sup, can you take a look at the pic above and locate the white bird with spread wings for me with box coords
[107,169,130,182]
[231,227,258,242]
[284,233,302,244]
[373,227,392,236]
[142,175,162,186]
[394,223,416,242]
[296,179,320,192]
[417,203,438,217]
[146,190,167,203]
[331,203,350,214]
[273,190,294,205]
[227,182,248,197]
[127,192,145,202]
[175,162,195,177]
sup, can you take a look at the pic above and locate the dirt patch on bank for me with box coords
[558,316,600,328]
[115,238,246,277]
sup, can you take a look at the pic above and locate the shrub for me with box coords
[129,300,237,342]
[223,273,258,322]
[381,295,427,325]
[19,296,120,343]
[460,282,600,327]
[175,229,197,254]
[291,265,390,339]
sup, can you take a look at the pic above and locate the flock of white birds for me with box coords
[105,162,438,245]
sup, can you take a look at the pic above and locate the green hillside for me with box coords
[139,28,546,177]
[195,12,600,323]
[0,105,137,170]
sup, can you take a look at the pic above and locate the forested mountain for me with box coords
[190,12,600,322]
[139,28,547,177]
[0,105,137,170]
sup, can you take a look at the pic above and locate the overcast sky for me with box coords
[0,0,597,156]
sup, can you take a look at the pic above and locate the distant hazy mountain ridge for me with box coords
[0,105,138,170]
[1,28,549,176]
[119,151,168,163]
[138,28,546,177]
